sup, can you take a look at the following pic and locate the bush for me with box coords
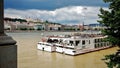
[29,28,34,30]
[102,50,120,68]
[20,28,28,30]
[37,28,41,30]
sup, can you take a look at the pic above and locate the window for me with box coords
[98,44,100,47]
[53,39,58,43]
[89,40,90,44]
[82,40,85,45]
[101,43,103,47]
[70,41,74,46]
[95,44,97,48]
[47,39,53,43]
[65,47,74,49]
[75,40,80,46]
[94,39,97,43]
[59,39,62,43]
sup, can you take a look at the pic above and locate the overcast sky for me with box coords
[4,0,109,24]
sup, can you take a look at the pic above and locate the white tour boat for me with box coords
[37,32,112,55]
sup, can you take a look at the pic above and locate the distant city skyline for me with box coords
[4,0,109,24]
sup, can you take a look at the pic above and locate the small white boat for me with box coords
[37,36,63,52]
[37,42,56,52]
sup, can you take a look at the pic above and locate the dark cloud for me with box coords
[4,0,108,10]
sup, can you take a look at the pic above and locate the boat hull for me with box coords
[56,46,64,53]
[37,44,56,52]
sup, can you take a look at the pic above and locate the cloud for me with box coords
[4,6,108,24]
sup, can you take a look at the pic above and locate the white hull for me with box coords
[64,46,112,55]
[64,48,76,55]
[56,46,64,53]
[37,43,56,52]
[37,44,112,55]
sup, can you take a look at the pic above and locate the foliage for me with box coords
[98,0,120,68]
[20,28,28,30]
[29,28,34,30]
[102,50,120,68]
[37,28,41,30]
[98,0,120,47]
[4,17,27,22]
[77,28,80,30]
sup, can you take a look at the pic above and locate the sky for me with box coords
[4,0,109,25]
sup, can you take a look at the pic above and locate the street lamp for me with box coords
[82,7,87,31]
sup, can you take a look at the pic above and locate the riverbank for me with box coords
[5,30,101,33]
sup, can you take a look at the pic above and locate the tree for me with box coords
[98,0,120,46]
[98,0,120,68]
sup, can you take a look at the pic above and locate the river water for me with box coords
[7,32,118,68]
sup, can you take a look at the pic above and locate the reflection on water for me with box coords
[7,32,118,68]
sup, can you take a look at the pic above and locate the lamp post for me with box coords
[82,7,87,31]
[0,0,17,68]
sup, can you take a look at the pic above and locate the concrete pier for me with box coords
[0,45,17,68]
[0,0,17,68]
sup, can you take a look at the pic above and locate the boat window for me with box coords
[82,40,85,45]
[59,39,62,43]
[94,39,98,43]
[95,39,97,43]
[97,39,99,42]
[73,51,76,53]
[38,43,42,45]
[101,43,103,47]
[95,44,97,48]
[59,46,63,48]
[89,40,90,44]
[98,44,100,47]
[70,41,73,44]
[39,43,44,45]
[70,41,74,46]
[47,39,53,43]
[65,47,74,49]
[53,39,58,43]
[98,39,101,42]
[75,41,80,46]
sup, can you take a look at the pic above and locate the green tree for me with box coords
[98,0,120,46]
[98,0,120,68]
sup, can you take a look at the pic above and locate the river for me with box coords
[7,32,118,68]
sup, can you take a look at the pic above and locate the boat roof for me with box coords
[38,42,53,46]
[46,33,106,40]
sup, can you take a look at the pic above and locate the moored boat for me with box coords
[37,32,112,55]
[37,42,56,52]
